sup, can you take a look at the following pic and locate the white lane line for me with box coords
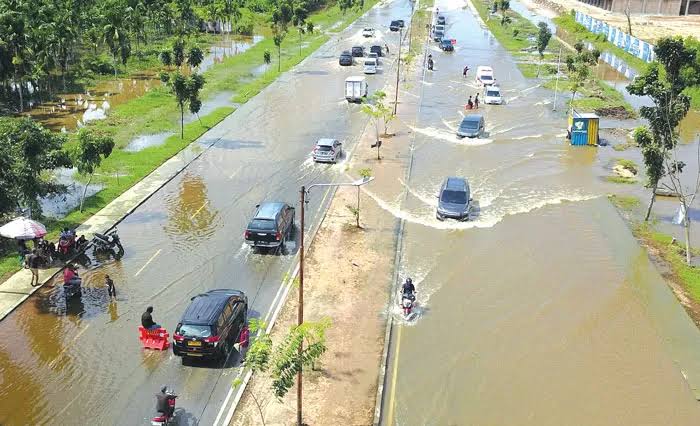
[212,263,299,426]
[134,249,162,277]
[191,201,209,219]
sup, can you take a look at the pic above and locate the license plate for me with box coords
[187,340,202,347]
[257,233,268,236]
[187,353,203,357]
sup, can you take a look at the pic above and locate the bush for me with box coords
[233,13,255,35]
[83,56,115,75]
[513,29,520,38]
[544,64,557,74]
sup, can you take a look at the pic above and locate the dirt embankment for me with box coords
[231,50,424,426]
[524,0,700,43]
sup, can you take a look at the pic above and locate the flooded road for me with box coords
[0,1,414,424]
[381,0,700,424]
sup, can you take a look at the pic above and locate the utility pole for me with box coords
[297,185,305,426]
[552,46,562,112]
[393,26,403,115]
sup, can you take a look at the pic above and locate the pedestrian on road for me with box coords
[237,324,250,361]
[463,65,469,77]
[385,43,390,55]
[106,274,116,299]
[142,306,160,330]
[474,93,480,109]
[466,96,473,110]
[25,250,40,287]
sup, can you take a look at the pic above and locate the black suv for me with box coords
[351,46,364,57]
[370,45,383,57]
[339,50,353,66]
[244,202,295,253]
[389,20,401,31]
[173,289,248,361]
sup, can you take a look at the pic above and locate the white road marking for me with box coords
[134,249,162,277]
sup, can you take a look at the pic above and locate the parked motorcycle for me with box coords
[92,229,124,258]
[151,391,177,426]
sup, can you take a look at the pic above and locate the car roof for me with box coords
[371,45,381,49]
[341,50,351,55]
[181,289,245,325]
[444,177,468,191]
[462,114,483,122]
[352,46,363,49]
[477,66,493,72]
[255,202,286,219]
[316,138,336,146]
[346,76,366,82]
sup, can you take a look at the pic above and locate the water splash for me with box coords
[511,134,543,140]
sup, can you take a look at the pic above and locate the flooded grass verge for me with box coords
[610,194,700,328]
[0,3,381,282]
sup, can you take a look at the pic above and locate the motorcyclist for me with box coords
[156,386,176,418]
[402,278,416,300]
[63,264,80,286]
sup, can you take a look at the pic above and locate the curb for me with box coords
[373,5,430,424]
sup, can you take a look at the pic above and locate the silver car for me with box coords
[312,138,343,163]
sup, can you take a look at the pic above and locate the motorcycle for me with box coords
[64,277,82,299]
[151,392,178,426]
[399,291,416,318]
[92,229,124,257]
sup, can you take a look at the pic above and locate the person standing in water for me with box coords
[474,93,480,109]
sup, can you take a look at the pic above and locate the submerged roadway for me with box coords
[380,0,700,424]
[0,0,413,424]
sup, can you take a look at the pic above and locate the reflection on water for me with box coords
[198,35,264,73]
[40,168,104,219]
[164,173,221,246]
[124,132,174,152]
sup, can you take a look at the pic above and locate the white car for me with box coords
[368,52,380,63]
[476,65,495,87]
[484,85,503,105]
[362,28,375,37]
[363,58,378,74]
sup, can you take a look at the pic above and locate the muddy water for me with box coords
[383,0,700,423]
[25,73,161,132]
[0,0,416,422]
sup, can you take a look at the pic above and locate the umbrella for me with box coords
[0,217,48,240]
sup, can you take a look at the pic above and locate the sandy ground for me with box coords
[230,47,423,426]
[521,0,700,42]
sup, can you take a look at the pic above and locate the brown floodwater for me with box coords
[379,0,700,424]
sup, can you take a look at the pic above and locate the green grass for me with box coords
[616,158,638,174]
[685,86,700,110]
[542,78,635,116]
[0,2,379,282]
[606,175,636,184]
[613,138,637,151]
[608,194,640,211]
[517,62,557,78]
[635,222,700,303]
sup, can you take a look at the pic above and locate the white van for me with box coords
[363,58,378,74]
[476,66,495,87]
[345,76,368,103]
[484,85,503,105]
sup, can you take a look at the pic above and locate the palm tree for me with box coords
[102,0,131,78]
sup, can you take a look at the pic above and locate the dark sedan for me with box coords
[339,50,353,66]
[440,39,454,51]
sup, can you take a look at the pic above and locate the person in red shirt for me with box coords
[63,264,78,285]
[238,325,250,361]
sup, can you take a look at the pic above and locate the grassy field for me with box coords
[542,77,635,116]
[0,2,378,281]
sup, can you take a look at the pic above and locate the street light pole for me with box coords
[553,46,562,112]
[393,26,403,115]
[295,177,374,426]
[297,185,305,426]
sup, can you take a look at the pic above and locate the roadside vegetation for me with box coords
[469,0,633,116]
[0,0,376,281]
[610,194,700,314]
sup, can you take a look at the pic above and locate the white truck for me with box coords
[345,76,368,103]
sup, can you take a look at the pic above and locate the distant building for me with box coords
[577,0,699,15]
